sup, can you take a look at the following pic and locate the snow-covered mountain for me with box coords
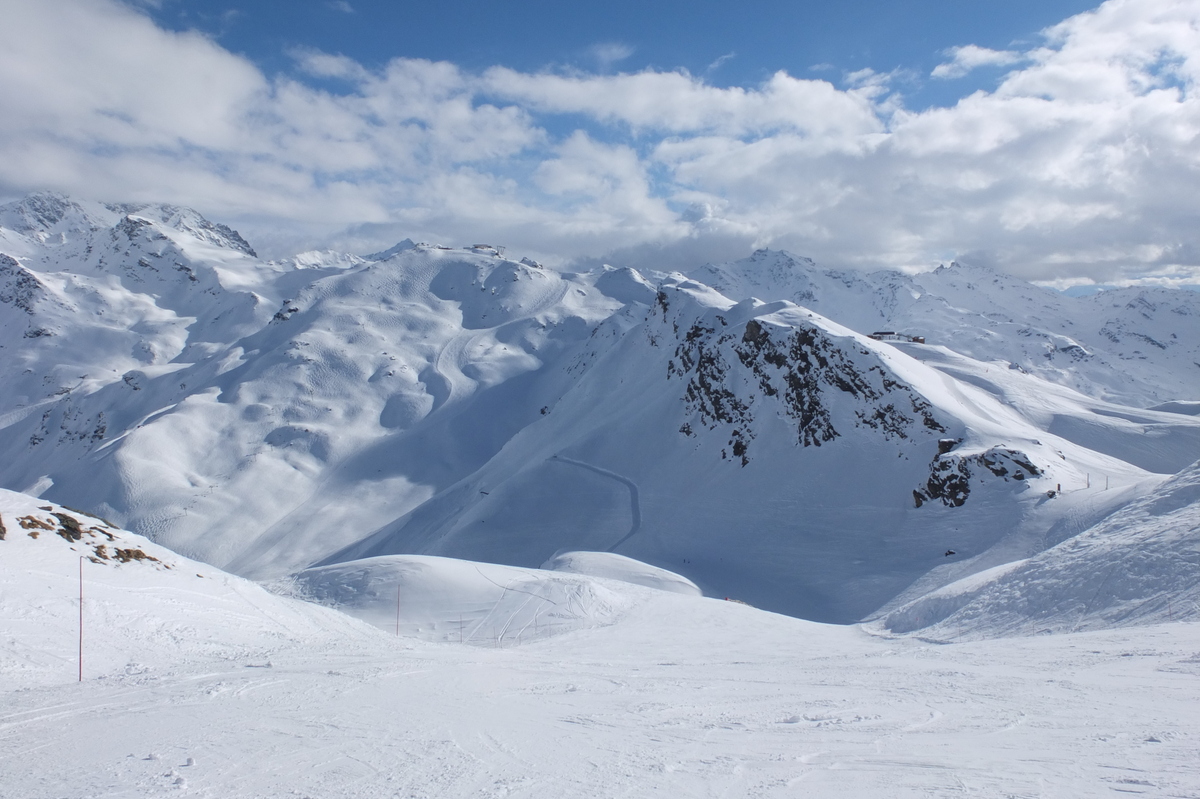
[2,191,1198,626]
[689,249,1200,407]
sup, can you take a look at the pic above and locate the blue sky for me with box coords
[2,0,1200,286]
[147,0,1101,108]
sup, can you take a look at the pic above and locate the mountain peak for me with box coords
[107,203,258,257]
[364,238,417,261]
[0,192,110,243]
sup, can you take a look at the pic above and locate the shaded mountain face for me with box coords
[1,192,1197,622]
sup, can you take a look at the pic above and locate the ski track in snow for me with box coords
[551,454,642,552]
[431,331,478,410]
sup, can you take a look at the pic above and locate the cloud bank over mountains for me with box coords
[2,0,1198,285]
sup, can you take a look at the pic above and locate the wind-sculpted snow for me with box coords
[292,554,636,644]
[543,550,702,595]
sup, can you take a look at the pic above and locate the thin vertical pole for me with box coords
[78,556,83,682]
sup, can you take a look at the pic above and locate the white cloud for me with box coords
[932,45,1024,79]
[705,52,735,75]
[481,67,883,140]
[1,0,1199,286]
[589,42,635,69]
[328,1,355,12]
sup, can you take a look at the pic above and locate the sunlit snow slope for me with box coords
[0,488,377,688]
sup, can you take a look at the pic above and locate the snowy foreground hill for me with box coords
[3,488,1200,798]
[2,192,1200,795]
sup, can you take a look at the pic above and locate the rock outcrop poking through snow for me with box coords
[914,446,1043,508]
[658,284,948,466]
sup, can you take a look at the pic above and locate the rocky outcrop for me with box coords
[914,445,1042,507]
[666,302,946,466]
[0,254,46,314]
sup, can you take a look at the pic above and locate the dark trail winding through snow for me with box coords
[550,455,641,552]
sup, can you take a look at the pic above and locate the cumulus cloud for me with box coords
[932,45,1024,79]
[0,0,1199,285]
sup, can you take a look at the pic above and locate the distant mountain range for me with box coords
[2,192,1197,627]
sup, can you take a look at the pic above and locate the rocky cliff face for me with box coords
[658,285,947,467]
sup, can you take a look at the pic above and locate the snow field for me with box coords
[877,458,1200,637]
[0,489,383,689]
[4,561,1199,797]
[4,488,1200,797]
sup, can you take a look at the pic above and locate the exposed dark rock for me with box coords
[52,512,85,542]
[0,254,46,314]
[914,446,1042,507]
[114,547,160,564]
[669,311,949,466]
[918,456,973,507]
[116,215,158,242]
[272,302,301,323]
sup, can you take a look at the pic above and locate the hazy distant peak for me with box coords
[108,202,258,257]
[0,192,110,242]
[364,238,417,260]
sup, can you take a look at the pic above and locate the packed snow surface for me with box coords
[2,488,1199,798]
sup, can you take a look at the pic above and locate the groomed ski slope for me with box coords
[2,490,1199,799]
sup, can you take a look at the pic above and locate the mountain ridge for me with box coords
[1,192,1197,625]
